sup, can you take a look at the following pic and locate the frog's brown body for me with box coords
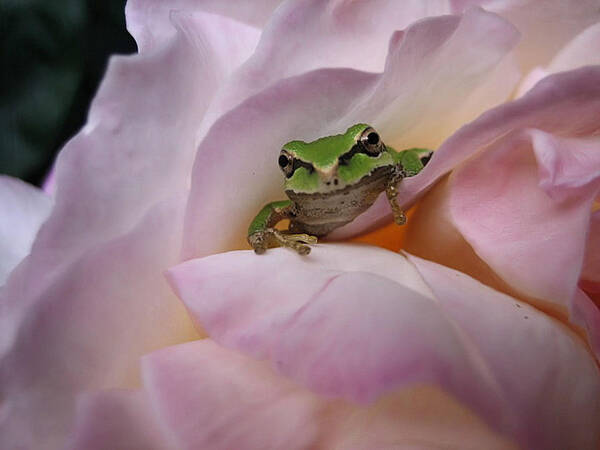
[286,165,393,236]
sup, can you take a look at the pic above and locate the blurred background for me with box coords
[1,0,136,186]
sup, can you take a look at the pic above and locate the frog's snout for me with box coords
[319,171,341,188]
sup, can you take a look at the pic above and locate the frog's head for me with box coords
[279,123,395,194]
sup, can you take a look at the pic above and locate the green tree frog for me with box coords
[247,124,432,255]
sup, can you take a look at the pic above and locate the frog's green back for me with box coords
[283,123,369,169]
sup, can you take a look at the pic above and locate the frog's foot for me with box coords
[248,229,317,255]
[385,181,407,225]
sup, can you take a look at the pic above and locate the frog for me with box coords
[247,123,432,255]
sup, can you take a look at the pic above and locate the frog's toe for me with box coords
[297,245,311,256]
[284,233,318,245]
[272,230,316,255]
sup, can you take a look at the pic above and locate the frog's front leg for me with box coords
[385,148,433,225]
[385,168,407,225]
[247,200,318,255]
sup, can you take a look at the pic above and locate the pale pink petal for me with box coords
[448,131,600,307]
[334,66,600,238]
[5,13,236,311]
[168,245,600,448]
[206,0,453,121]
[547,22,600,73]
[514,67,551,98]
[183,9,519,257]
[517,22,600,97]
[0,198,198,450]
[126,0,278,51]
[126,5,261,69]
[354,7,520,150]
[454,0,600,72]
[0,176,51,285]
[42,166,56,196]
[406,253,600,450]
[142,340,320,450]
[572,288,600,361]
[143,340,517,450]
[582,210,600,284]
[66,390,172,450]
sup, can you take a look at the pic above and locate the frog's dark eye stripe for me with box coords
[279,151,315,178]
[290,159,315,177]
[338,144,361,165]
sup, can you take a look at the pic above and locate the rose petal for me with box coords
[517,22,600,97]
[205,0,453,121]
[353,7,520,150]
[142,340,320,450]
[66,390,172,450]
[547,22,600,73]
[449,131,600,307]
[183,8,519,257]
[582,210,600,285]
[335,66,600,238]
[572,288,600,361]
[125,0,264,53]
[0,197,199,450]
[5,13,240,308]
[143,339,517,449]
[0,176,52,285]
[406,253,600,450]
[168,245,600,448]
[456,0,600,72]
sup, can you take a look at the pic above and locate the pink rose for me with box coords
[1,1,599,449]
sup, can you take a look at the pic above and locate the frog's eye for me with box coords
[360,127,384,156]
[278,152,295,177]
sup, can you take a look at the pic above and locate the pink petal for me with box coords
[206,0,453,120]
[334,66,600,238]
[548,22,600,73]
[582,210,600,285]
[167,246,600,448]
[406,253,600,450]
[571,288,600,361]
[143,340,517,449]
[125,0,264,52]
[142,340,320,450]
[0,199,198,450]
[7,12,242,309]
[42,166,56,196]
[126,0,278,52]
[183,8,520,257]
[356,7,520,150]
[1,11,260,449]
[66,390,172,450]
[449,130,600,307]
[0,176,51,285]
[517,22,600,97]
[455,0,600,72]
